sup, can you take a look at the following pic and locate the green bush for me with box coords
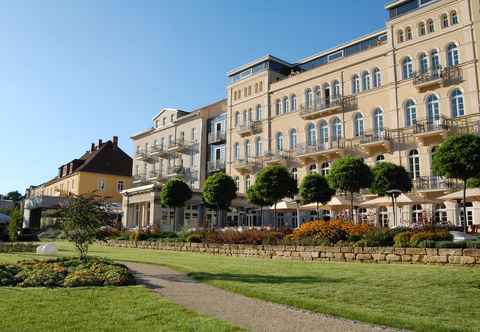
[359,229,394,247]
[0,265,18,286]
[435,241,463,248]
[410,230,453,247]
[185,232,205,243]
[63,270,103,287]
[416,240,437,248]
[394,231,413,247]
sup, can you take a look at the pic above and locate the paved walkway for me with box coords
[123,262,401,332]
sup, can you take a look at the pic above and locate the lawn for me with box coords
[2,243,480,332]
[0,253,242,332]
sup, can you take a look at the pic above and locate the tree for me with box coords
[467,177,480,188]
[370,162,412,196]
[61,194,110,261]
[246,184,270,227]
[433,134,480,233]
[202,172,237,228]
[5,191,23,204]
[160,178,192,232]
[254,165,298,228]
[8,209,22,242]
[328,156,372,222]
[299,173,335,220]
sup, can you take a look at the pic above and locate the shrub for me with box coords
[63,270,103,287]
[292,220,372,244]
[357,228,394,247]
[435,241,463,248]
[410,230,453,247]
[0,265,18,286]
[394,231,413,247]
[204,229,288,245]
[416,240,437,248]
[185,232,206,243]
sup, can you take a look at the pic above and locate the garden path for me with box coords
[123,261,402,332]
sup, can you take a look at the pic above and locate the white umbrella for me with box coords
[438,188,480,202]
[0,213,11,224]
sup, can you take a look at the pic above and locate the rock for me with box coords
[36,243,58,255]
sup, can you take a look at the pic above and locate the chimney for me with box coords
[112,136,118,147]
[91,143,95,152]
[98,139,103,147]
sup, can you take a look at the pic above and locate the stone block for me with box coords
[401,255,412,262]
[340,246,354,253]
[438,249,463,256]
[344,253,356,260]
[426,248,439,256]
[463,249,480,257]
[405,248,425,255]
[394,248,406,255]
[372,254,386,261]
[461,256,476,264]
[356,253,372,260]
[386,254,401,262]
[448,256,462,264]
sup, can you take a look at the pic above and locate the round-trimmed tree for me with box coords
[328,156,372,222]
[160,178,192,232]
[370,162,412,196]
[202,172,237,228]
[299,173,335,220]
[433,133,480,233]
[254,165,298,228]
[246,184,270,227]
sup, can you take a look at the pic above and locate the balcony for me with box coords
[299,95,357,120]
[233,158,260,174]
[235,121,262,137]
[208,159,226,172]
[294,140,346,162]
[132,173,147,185]
[413,66,462,91]
[150,144,170,158]
[147,170,167,183]
[134,149,156,163]
[167,139,192,154]
[208,131,226,144]
[263,151,293,166]
[358,130,393,155]
[412,176,462,193]
[413,117,451,145]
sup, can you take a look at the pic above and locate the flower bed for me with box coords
[0,258,134,288]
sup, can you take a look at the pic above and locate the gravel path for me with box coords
[123,262,402,332]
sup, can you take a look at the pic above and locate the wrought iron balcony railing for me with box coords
[412,176,462,191]
[413,116,451,134]
[207,159,226,172]
[208,131,226,144]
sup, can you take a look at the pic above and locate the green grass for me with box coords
[0,253,242,332]
[2,242,480,331]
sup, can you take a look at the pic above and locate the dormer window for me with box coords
[162,117,166,126]
[170,114,175,122]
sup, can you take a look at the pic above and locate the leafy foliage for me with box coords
[246,185,270,207]
[254,165,297,205]
[202,172,237,210]
[8,209,22,242]
[467,177,480,188]
[291,220,372,244]
[160,178,192,209]
[328,156,372,194]
[299,173,335,206]
[4,190,23,202]
[370,162,412,196]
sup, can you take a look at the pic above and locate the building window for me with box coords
[276,99,282,115]
[291,168,298,181]
[170,114,175,122]
[276,133,284,152]
[331,117,342,141]
[405,27,412,40]
[419,53,428,73]
[191,128,197,141]
[411,204,423,223]
[431,49,440,70]
[354,113,364,137]
[441,14,449,28]
[291,95,297,112]
[447,43,459,67]
[352,74,360,94]
[419,22,426,36]
[234,112,240,127]
[427,19,435,33]
[435,203,448,223]
[255,104,262,120]
[309,164,317,173]
[234,177,240,191]
[117,181,125,192]
[362,71,371,91]
[450,89,464,118]
[289,129,297,150]
[426,94,440,122]
[245,175,251,191]
[305,89,313,108]
[402,57,413,79]
[245,140,251,159]
[320,161,331,176]
[319,120,329,144]
[409,149,420,179]
[259,81,263,91]
[234,143,240,160]
[332,81,341,99]
[255,137,262,157]
[372,68,381,88]
[397,30,404,43]
[97,179,106,192]
[314,86,321,105]
[450,10,458,25]
[379,207,389,227]
[373,108,384,136]
[283,97,289,113]
[405,99,417,127]
[376,155,385,163]
[307,123,316,146]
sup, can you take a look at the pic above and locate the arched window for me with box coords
[307,123,316,146]
[450,89,464,118]
[291,168,298,181]
[333,80,341,99]
[441,13,449,28]
[245,140,251,159]
[255,137,262,157]
[427,19,435,33]
[309,164,317,173]
[283,97,289,113]
[352,74,360,94]
[450,10,458,25]
[291,95,297,112]
[409,149,420,179]
[319,120,329,144]
[305,89,313,108]
[426,94,440,122]
[234,176,240,191]
[234,112,240,127]
[331,117,342,141]
[447,43,459,67]
[373,108,384,136]
[276,99,282,115]
[255,104,262,121]
[431,49,440,70]
[379,207,389,227]
[411,204,423,223]
[419,22,426,36]
[314,86,322,105]
[321,161,331,176]
[289,129,297,150]
[405,99,417,127]
[372,68,381,88]
[398,30,404,43]
[435,203,447,224]
[405,27,412,40]
[276,133,284,152]
[402,57,413,79]
[358,208,368,223]
[362,71,371,91]
[245,175,251,191]
[354,113,364,137]
[376,155,385,163]
[323,84,331,105]
[234,143,240,160]
[419,53,429,73]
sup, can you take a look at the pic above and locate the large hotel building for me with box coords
[123,0,480,230]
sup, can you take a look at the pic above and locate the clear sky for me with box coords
[0,0,387,194]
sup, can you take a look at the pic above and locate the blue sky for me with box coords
[0,0,387,194]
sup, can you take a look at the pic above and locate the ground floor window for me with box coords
[459,202,474,226]
[434,203,447,224]
[411,204,423,224]
[379,207,388,227]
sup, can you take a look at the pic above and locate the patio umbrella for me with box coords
[0,213,11,224]
[438,188,480,202]
[360,193,437,207]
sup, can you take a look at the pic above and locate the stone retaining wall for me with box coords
[100,240,480,266]
[0,242,37,253]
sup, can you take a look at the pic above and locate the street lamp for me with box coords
[294,194,301,228]
[386,189,401,227]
